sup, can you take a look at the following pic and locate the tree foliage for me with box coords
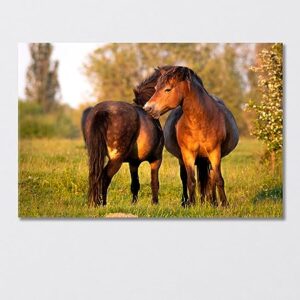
[247,43,283,160]
[25,43,60,112]
[200,44,247,133]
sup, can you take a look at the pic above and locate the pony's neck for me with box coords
[181,83,215,128]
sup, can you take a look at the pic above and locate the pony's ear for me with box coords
[156,66,167,75]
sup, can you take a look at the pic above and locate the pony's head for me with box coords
[133,66,173,106]
[143,66,203,119]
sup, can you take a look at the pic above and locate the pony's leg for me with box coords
[150,159,162,204]
[214,162,228,207]
[181,149,197,206]
[101,159,123,206]
[209,149,228,207]
[129,163,140,204]
[179,160,188,205]
[196,158,210,205]
[216,170,228,207]
[206,169,217,206]
[200,177,207,205]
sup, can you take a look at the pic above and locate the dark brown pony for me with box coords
[144,66,239,207]
[86,68,170,206]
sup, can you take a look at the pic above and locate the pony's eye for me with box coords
[164,88,172,93]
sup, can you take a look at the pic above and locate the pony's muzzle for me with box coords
[143,103,156,116]
[144,103,161,119]
[143,103,153,113]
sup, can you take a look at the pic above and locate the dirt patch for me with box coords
[105,213,138,218]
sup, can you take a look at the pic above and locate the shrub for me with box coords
[19,101,80,139]
[246,44,283,169]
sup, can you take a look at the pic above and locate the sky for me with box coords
[18,43,103,108]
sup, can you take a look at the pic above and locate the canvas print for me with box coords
[18,43,283,218]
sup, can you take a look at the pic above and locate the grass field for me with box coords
[19,137,283,218]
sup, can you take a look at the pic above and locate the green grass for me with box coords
[19,138,283,218]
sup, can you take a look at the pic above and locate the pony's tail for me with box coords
[81,106,93,145]
[87,110,108,206]
[196,157,211,203]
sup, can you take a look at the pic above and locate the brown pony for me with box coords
[144,66,239,207]
[86,67,171,206]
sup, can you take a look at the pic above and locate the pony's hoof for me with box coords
[181,202,187,208]
[152,198,159,205]
[131,196,138,204]
[209,198,218,207]
[89,199,103,207]
[181,196,188,206]
[221,201,229,207]
[181,200,193,208]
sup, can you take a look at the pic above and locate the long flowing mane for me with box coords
[133,66,173,106]
[156,66,205,91]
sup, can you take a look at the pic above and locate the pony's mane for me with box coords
[156,66,204,90]
[133,66,173,106]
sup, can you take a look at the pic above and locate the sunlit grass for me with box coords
[19,137,283,218]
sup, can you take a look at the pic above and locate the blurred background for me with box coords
[18,42,282,165]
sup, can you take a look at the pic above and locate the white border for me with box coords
[1,0,300,299]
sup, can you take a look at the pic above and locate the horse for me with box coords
[81,106,93,145]
[144,66,239,207]
[86,68,170,206]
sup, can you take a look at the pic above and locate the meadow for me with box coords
[19,137,283,218]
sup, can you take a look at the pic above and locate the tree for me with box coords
[247,43,283,169]
[25,43,60,112]
[84,43,140,101]
[200,44,247,133]
[84,43,249,132]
